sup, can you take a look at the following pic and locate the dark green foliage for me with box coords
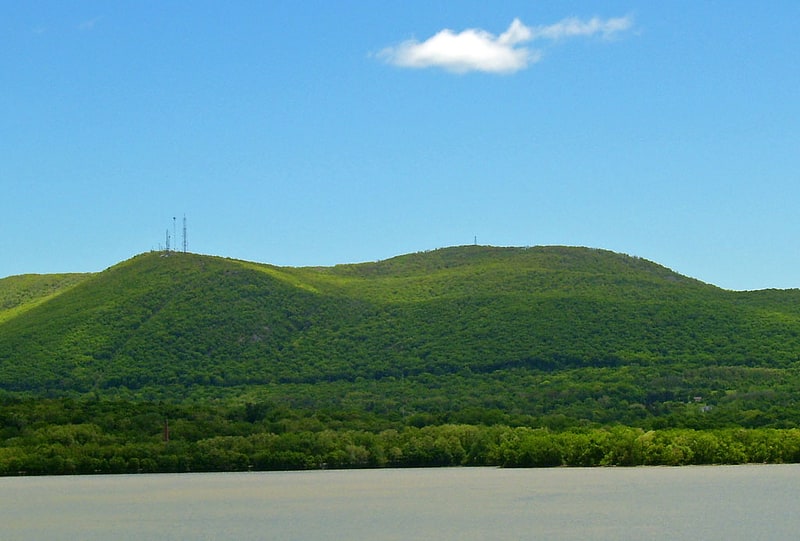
[3,246,800,393]
[3,396,800,475]
[3,245,800,473]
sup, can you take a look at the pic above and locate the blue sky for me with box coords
[2,1,799,290]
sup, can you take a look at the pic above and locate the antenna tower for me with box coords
[165,229,171,252]
[182,215,188,253]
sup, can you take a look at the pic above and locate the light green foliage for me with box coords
[3,396,800,474]
[0,273,89,323]
[3,245,800,473]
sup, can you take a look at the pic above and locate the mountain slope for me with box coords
[2,245,800,399]
[0,273,90,324]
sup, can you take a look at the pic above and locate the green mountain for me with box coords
[4,245,800,473]
[0,273,89,324]
[3,246,800,419]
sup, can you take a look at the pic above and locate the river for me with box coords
[1,465,797,540]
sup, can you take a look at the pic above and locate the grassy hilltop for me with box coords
[3,245,800,473]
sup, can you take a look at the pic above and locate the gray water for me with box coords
[1,465,797,540]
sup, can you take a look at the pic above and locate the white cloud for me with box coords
[378,18,535,74]
[529,16,633,41]
[378,15,633,74]
[498,18,532,46]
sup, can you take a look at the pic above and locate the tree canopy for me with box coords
[3,245,800,474]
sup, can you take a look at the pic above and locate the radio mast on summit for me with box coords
[160,215,186,254]
[182,215,188,253]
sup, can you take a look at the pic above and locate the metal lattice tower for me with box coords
[182,215,188,253]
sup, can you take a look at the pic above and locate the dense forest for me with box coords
[2,245,800,474]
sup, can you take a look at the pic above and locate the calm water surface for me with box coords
[1,465,798,540]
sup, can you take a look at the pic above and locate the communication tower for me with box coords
[182,215,188,253]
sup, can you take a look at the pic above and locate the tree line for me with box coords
[3,397,800,475]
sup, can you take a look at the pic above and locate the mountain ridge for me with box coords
[5,245,800,475]
[2,245,800,401]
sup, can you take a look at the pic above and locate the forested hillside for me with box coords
[0,273,89,324]
[4,245,800,392]
[3,245,800,474]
